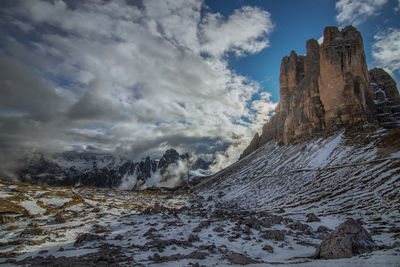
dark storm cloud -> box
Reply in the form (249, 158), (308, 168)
(0, 0), (277, 175)
(0, 57), (68, 121)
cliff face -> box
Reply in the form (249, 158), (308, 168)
(240, 26), (400, 159)
(319, 26), (371, 127)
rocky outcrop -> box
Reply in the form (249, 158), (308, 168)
(369, 68), (400, 128)
(240, 26), (399, 159)
(319, 26), (372, 128)
(314, 218), (376, 259)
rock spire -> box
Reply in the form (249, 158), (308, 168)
(240, 26), (400, 159)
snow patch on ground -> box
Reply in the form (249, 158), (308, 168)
(19, 200), (46, 215)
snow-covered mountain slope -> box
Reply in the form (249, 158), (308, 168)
(1, 128), (400, 266)
(195, 127), (400, 220)
(17, 149), (210, 190)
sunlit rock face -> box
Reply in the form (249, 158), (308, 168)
(240, 26), (400, 159)
(319, 26), (371, 129)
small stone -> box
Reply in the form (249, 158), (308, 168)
(54, 213), (66, 223)
(317, 225), (330, 233)
(188, 234), (200, 242)
(287, 221), (310, 232)
(153, 253), (161, 262)
(93, 224), (109, 234)
(74, 233), (105, 247)
(306, 213), (320, 222)
(114, 234), (123, 240)
(213, 226), (224, 233)
(262, 245), (274, 253)
(276, 208), (285, 214)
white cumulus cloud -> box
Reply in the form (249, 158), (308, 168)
(335, 0), (387, 26)
(372, 28), (400, 75)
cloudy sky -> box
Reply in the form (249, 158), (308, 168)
(1, 0), (400, 172)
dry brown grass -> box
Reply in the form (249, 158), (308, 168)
(7, 193), (31, 202)
(39, 190), (73, 198)
(36, 199), (61, 214)
(5, 225), (20, 231)
(0, 199), (30, 215)
(62, 194), (87, 209)
(0, 180), (11, 187)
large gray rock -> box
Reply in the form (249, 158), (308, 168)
(314, 218), (376, 259)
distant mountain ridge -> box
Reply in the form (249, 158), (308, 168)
(240, 26), (400, 159)
(17, 148), (210, 189)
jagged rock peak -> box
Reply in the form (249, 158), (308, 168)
(323, 25), (362, 45)
(240, 25), (400, 159)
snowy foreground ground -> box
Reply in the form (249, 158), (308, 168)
(1, 129), (400, 266)
(0, 180), (399, 266)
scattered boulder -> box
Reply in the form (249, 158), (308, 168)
(144, 227), (157, 237)
(263, 215), (283, 226)
(314, 218), (376, 259)
(153, 202), (161, 213)
(262, 245), (274, 253)
(213, 226), (224, 233)
(260, 230), (285, 241)
(188, 234), (200, 242)
(316, 225), (330, 233)
(149, 250), (208, 263)
(198, 244), (216, 252)
(243, 217), (261, 230)
(114, 234), (123, 240)
(287, 221), (310, 232)
(93, 224), (109, 234)
(193, 221), (210, 233)
(223, 252), (261, 265)
(92, 207), (101, 213)
(242, 226), (251, 235)
(276, 208), (285, 214)
(144, 239), (192, 251)
(186, 250), (208, 260)
(20, 223), (46, 236)
(306, 213), (320, 222)
(54, 213), (66, 223)
(74, 233), (105, 247)
(390, 226), (400, 233)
